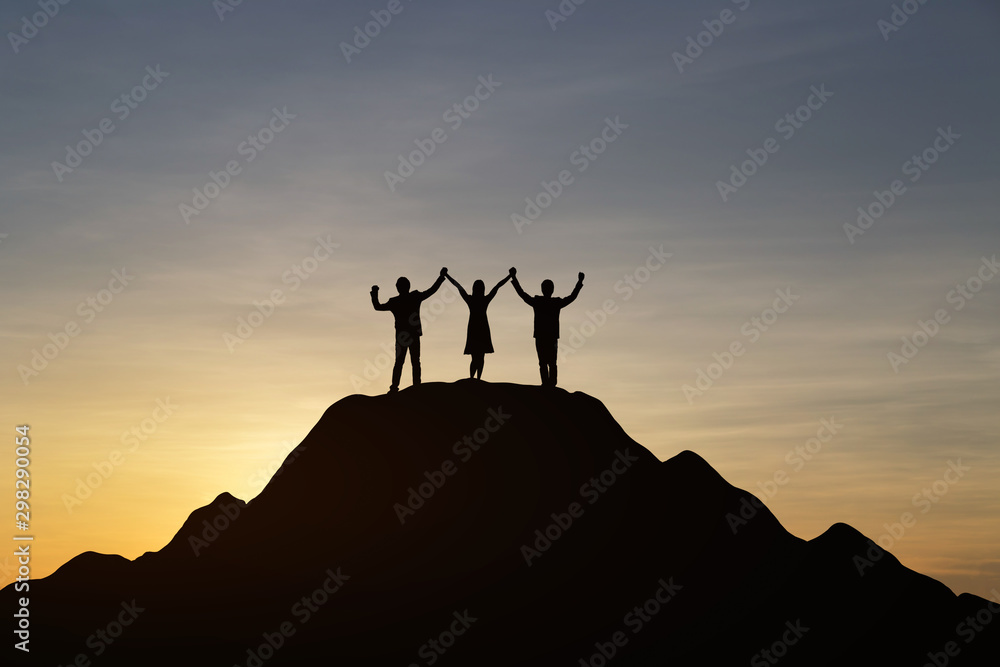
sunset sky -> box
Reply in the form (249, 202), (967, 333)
(2, 0), (998, 599)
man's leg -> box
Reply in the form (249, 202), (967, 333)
(410, 335), (421, 385)
(390, 332), (407, 392)
(542, 339), (558, 386)
(535, 339), (549, 386)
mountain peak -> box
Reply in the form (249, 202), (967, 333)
(6, 382), (998, 665)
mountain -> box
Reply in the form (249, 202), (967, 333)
(6, 381), (998, 665)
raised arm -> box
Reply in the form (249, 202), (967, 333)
(418, 267), (448, 301)
(486, 274), (511, 301)
(561, 272), (585, 307)
(445, 273), (470, 302)
(508, 267), (533, 305)
(370, 285), (389, 311)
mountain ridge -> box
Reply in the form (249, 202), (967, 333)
(6, 381), (998, 665)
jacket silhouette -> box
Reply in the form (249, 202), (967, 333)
(371, 268), (447, 392)
(509, 268), (584, 387)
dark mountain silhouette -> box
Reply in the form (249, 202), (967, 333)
(6, 381), (998, 665)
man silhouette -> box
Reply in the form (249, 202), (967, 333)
(371, 267), (447, 393)
(509, 267), (584, 387)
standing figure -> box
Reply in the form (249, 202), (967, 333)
(371, 267), (447, 393)
(508, 267), (584, 387)
(445, 272), (511, 380)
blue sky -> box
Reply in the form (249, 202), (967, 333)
(2, 0), (998, 597)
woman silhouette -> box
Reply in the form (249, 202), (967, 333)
(445, 272), (511, 379)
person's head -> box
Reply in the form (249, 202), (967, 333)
(396, 277), (410, 294)
(541, 279), (554, 297)
(472, 280), (485, 297)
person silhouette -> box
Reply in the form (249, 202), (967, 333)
(445, 272), (511, 380)
(509, 267), (584, 387)
(371, 267), (447, 393)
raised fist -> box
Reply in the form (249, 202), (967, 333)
(509, 267), (517, 277)
(578, 272), (585, 281)
(371, 285), (379, 293)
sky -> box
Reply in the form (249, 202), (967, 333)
(1, 0), (998, 599)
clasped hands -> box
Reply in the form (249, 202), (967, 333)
(372, 267), (448, 295)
